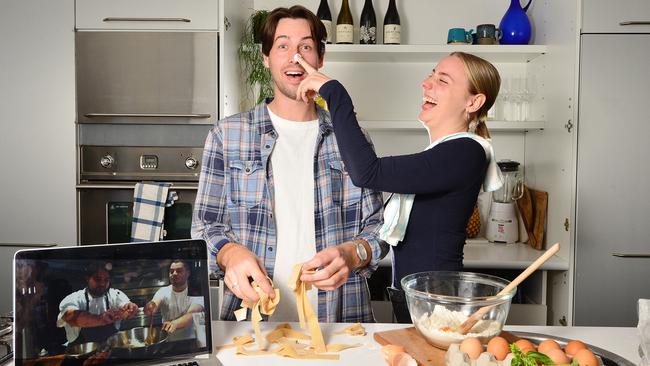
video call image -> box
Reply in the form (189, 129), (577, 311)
(14, 254), (210, 366)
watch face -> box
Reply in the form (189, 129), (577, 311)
(356, 242), (368, 261)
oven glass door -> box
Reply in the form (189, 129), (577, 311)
(79, 188), (196, 245)
(106, 202), (194, 244)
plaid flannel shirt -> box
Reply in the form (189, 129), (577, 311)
(191, 100), (385, 323)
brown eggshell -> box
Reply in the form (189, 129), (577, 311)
(546, 348), (571, 365)
(381, 344), (406, 364)
(565, 340), (588, 357)
(538, 339), (562, 355)
(460, 337), (484, 360)
(573, 349), (599, 366)
(486, 336), (510, 361)
(514, 339), (536, 353)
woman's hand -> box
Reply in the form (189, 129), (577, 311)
(295, 54), (334, 103)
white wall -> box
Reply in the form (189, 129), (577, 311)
(0, 0), (76, 246)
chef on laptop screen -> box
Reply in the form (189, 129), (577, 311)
(14, 241), (211, 365)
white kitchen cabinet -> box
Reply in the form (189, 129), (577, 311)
(75, 0), (219, 30)
(0, 1), (77, 247)
(582, 0), (650, 33)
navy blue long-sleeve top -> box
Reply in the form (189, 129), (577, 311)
(320, 80), (488, 289)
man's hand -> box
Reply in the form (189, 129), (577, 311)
(143, 301), (158, 317)
(294, 54), (333, 103)
(100, 308), (122, 324)
(120, 302), (138, 319)
(217, 243), (275, 303)
(162, 320), (178, 334)
(300, 241), (363, 291)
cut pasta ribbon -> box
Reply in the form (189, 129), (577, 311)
(233, 279), (281, 350)
(219, 323), (361, 360)
(220, 265), (363, 360)
(289, 263), (326, 353)
(334, 323), (367, 336)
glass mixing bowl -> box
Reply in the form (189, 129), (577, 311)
(401, 271), (515, 349)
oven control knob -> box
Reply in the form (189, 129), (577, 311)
(100, 155), (114, 169)
(185, 157), (198, 170)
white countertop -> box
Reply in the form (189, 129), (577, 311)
(379, 242), (569, 270)
(213, 321), (640, 366)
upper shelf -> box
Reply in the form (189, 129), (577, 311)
(359, 120), (545, 132)
(324, 44), (548, 63)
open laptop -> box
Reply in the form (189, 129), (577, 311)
(13, 239), (221, 366)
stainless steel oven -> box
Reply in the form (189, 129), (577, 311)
(78, 146), (202, 245)
(76, 31), (217, 125)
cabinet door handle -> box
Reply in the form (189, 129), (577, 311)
(103, 17), (191, 23)
(84, 113), (211, 118)
(612, 253), (650, 258)
(619, 21), (650, 26)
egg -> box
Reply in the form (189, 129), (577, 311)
(514, 339), (536, 353)
(460, 337), (484, 360)
(573, 349), (599, 366)
(486, 336), (510, 361)
(546, 348), (571, 365)
(565, 340), (588, 356)
(538, 339), (562, 355)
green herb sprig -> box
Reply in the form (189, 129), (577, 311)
(509, 343), (579, 366)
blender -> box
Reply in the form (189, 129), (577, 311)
(486, 160), (524, 243)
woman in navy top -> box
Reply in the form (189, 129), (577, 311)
(295, 52), (503, 322)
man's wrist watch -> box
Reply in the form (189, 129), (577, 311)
(354, 240), (369, 264)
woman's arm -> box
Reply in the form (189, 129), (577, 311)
(320, 80), (486, 194)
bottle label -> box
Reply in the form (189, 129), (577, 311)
(384, 24), (401, 44)
(336, 24), (353, 43)
(321, 20), (332, 43)
(360, 26), (377, 44)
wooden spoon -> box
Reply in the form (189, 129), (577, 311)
(458, 243), (560, 335)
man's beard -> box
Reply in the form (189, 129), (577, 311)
(88, 287), (108, 297)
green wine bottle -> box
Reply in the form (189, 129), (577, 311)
(336, 0), (354, 44)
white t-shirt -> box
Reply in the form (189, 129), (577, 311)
(57, 288), (131, 344)
(267, 108), (319, 322)
(152, 285), (204, 341)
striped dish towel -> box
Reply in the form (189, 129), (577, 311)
(130, 183), (171, 242)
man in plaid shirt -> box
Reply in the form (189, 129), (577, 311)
(191, 6), (386, 323)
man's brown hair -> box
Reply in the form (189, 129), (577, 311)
(260, 5), (327, 60)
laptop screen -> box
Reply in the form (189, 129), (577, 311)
(14, 239), (212, 366)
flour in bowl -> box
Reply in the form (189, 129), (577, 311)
(414, 305), (503, 348)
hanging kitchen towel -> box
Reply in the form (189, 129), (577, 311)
(130, 182), (171, 242)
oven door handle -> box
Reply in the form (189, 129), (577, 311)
(103, 17), (191, 23)
(84, 113), (211, 119)
(77, 184), (198, 190)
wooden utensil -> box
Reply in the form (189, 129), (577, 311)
(458, 243), (560, 334)
(145, 314), (154, 345)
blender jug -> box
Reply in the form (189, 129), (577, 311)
(493, 160), (524, 203)
(486, 160), (523, 243)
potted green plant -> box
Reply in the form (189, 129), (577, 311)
(239, 10), (273, 109)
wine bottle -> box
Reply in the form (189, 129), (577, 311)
(359, 0), (377, 44)
(383, 0), (401, 44)
(336, 0), (353, 44)
(316, 0), (333, 44)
